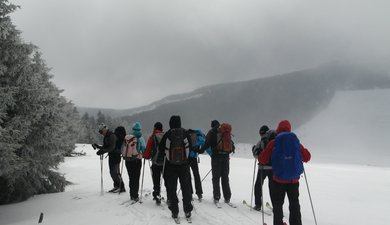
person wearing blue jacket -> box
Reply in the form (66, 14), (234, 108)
(187, 129), (205, 201)
(124, 122), (146, 202)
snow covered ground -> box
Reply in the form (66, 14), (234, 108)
(1, 144), (389, 225)
(1, 89), (390, 225)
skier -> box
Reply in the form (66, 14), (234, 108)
(143, 122), (166, 205)
(252, 125), (276, 210)
(123, 122), (146, 203)
(201, 120), (235, 206)
(187, 128), (206, 201)
(259, 120), (311, 225)
(159, 115), (193, 221)
(93, 123), (125, 193)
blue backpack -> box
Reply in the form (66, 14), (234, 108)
(271, 132), (304, 181)
(189, 129), (205, 158)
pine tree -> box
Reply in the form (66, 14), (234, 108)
(0, 0), (79, 204)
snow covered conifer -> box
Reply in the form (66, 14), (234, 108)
(0, 0), (79, 204)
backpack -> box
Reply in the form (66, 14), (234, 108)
(122, 134), (140, 160)
(215, 123), (234, 154)
(271, 132), (304, 181)
(168, 128), (188, 165)
(253, 129), (276, 157)
(189, 129), (206, 158)
(151, 132), (165, 166)
(114, 126), (127, 154)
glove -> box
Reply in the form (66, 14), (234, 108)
(196, 145), (205, 154)
(96, 149), (104, 155)
(92, 143), (100, 150)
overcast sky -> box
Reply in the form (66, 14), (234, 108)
(11, 0), (390, 109)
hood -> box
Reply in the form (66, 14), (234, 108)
(169, 115), (181, 129)
(276, 120), (292, 133)
(131, 122), (142, 137)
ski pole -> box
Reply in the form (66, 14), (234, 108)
(160, 156), (167, 192)
(118, 156), (125, 195)
(100, 155), (104, 196)
(139, 158), (146, 203)
(304, 169), (318, 225)
(250, 159), (257, 211)
(260, 165), (265, 225)
(201, 168), (212, 182)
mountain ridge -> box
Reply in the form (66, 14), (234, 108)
(78, 63), (390, 143)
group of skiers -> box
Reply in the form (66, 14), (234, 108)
(92, 116), (311, 225)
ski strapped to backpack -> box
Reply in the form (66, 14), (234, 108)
(168, 128), (189, 165)
(122, 134), (142, 160)
(215, 123), (234, 154)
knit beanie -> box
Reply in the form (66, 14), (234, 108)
(154, 122), (163, 131)
(259, 125), (269, 135)
(211, 120), (220, 128)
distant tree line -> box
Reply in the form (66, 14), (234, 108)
(77, 111), (125, 145)
(0, 1), (80, 204)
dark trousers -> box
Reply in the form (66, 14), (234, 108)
(188, 157), (203, 196)
(165, 162), (193, 215)
(109, 154), (124, 189)
(151, 164), (164, 198)
(254, 168), (273, 207)
(211, 154), (231, 201)
(271, 181), (302, 225)
(125, 159), (142, 199)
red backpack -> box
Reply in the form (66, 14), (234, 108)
(216, 123), (234, 153)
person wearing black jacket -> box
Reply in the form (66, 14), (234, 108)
(252, 125), (275, 211)
(201, 120), (235, 205)
(92, 123), (125, 193)
(159, 115), (193, 220)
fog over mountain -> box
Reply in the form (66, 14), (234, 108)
(12, 0), (390, 109)
(79, 63), (390, 143)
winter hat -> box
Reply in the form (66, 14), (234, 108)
(154, 122), (163, 131)
(98, 123), (108, 133)
(211, 120), (220, 128)
(259, 125), (269, 135)
(169, 115), (181, 129)
(131, 122), (142, 137)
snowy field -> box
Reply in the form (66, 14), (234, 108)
(0, 144), (389, 225)
(1, 89), (390, 225)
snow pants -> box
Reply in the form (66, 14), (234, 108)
(254, 168), (273, 207)
(188, 157), (203, 196)
(211, 154), (231, 201)
(125, 159), (142, 199)
(108, 153), (124, 189)
(165, 162), (193, 215)
(271, 181), (302, 225)
(151, 164), (166, 199)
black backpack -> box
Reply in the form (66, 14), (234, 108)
(114, 126), (127, 154)
(151, 132), (165, 166)
(260, 129), (276, 151)
(252, 129), (276, 157)
(168, 128), (188, 165)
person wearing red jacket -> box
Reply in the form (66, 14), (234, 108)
(143, 122), (165, 205)
(259, 120), (311, 225)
